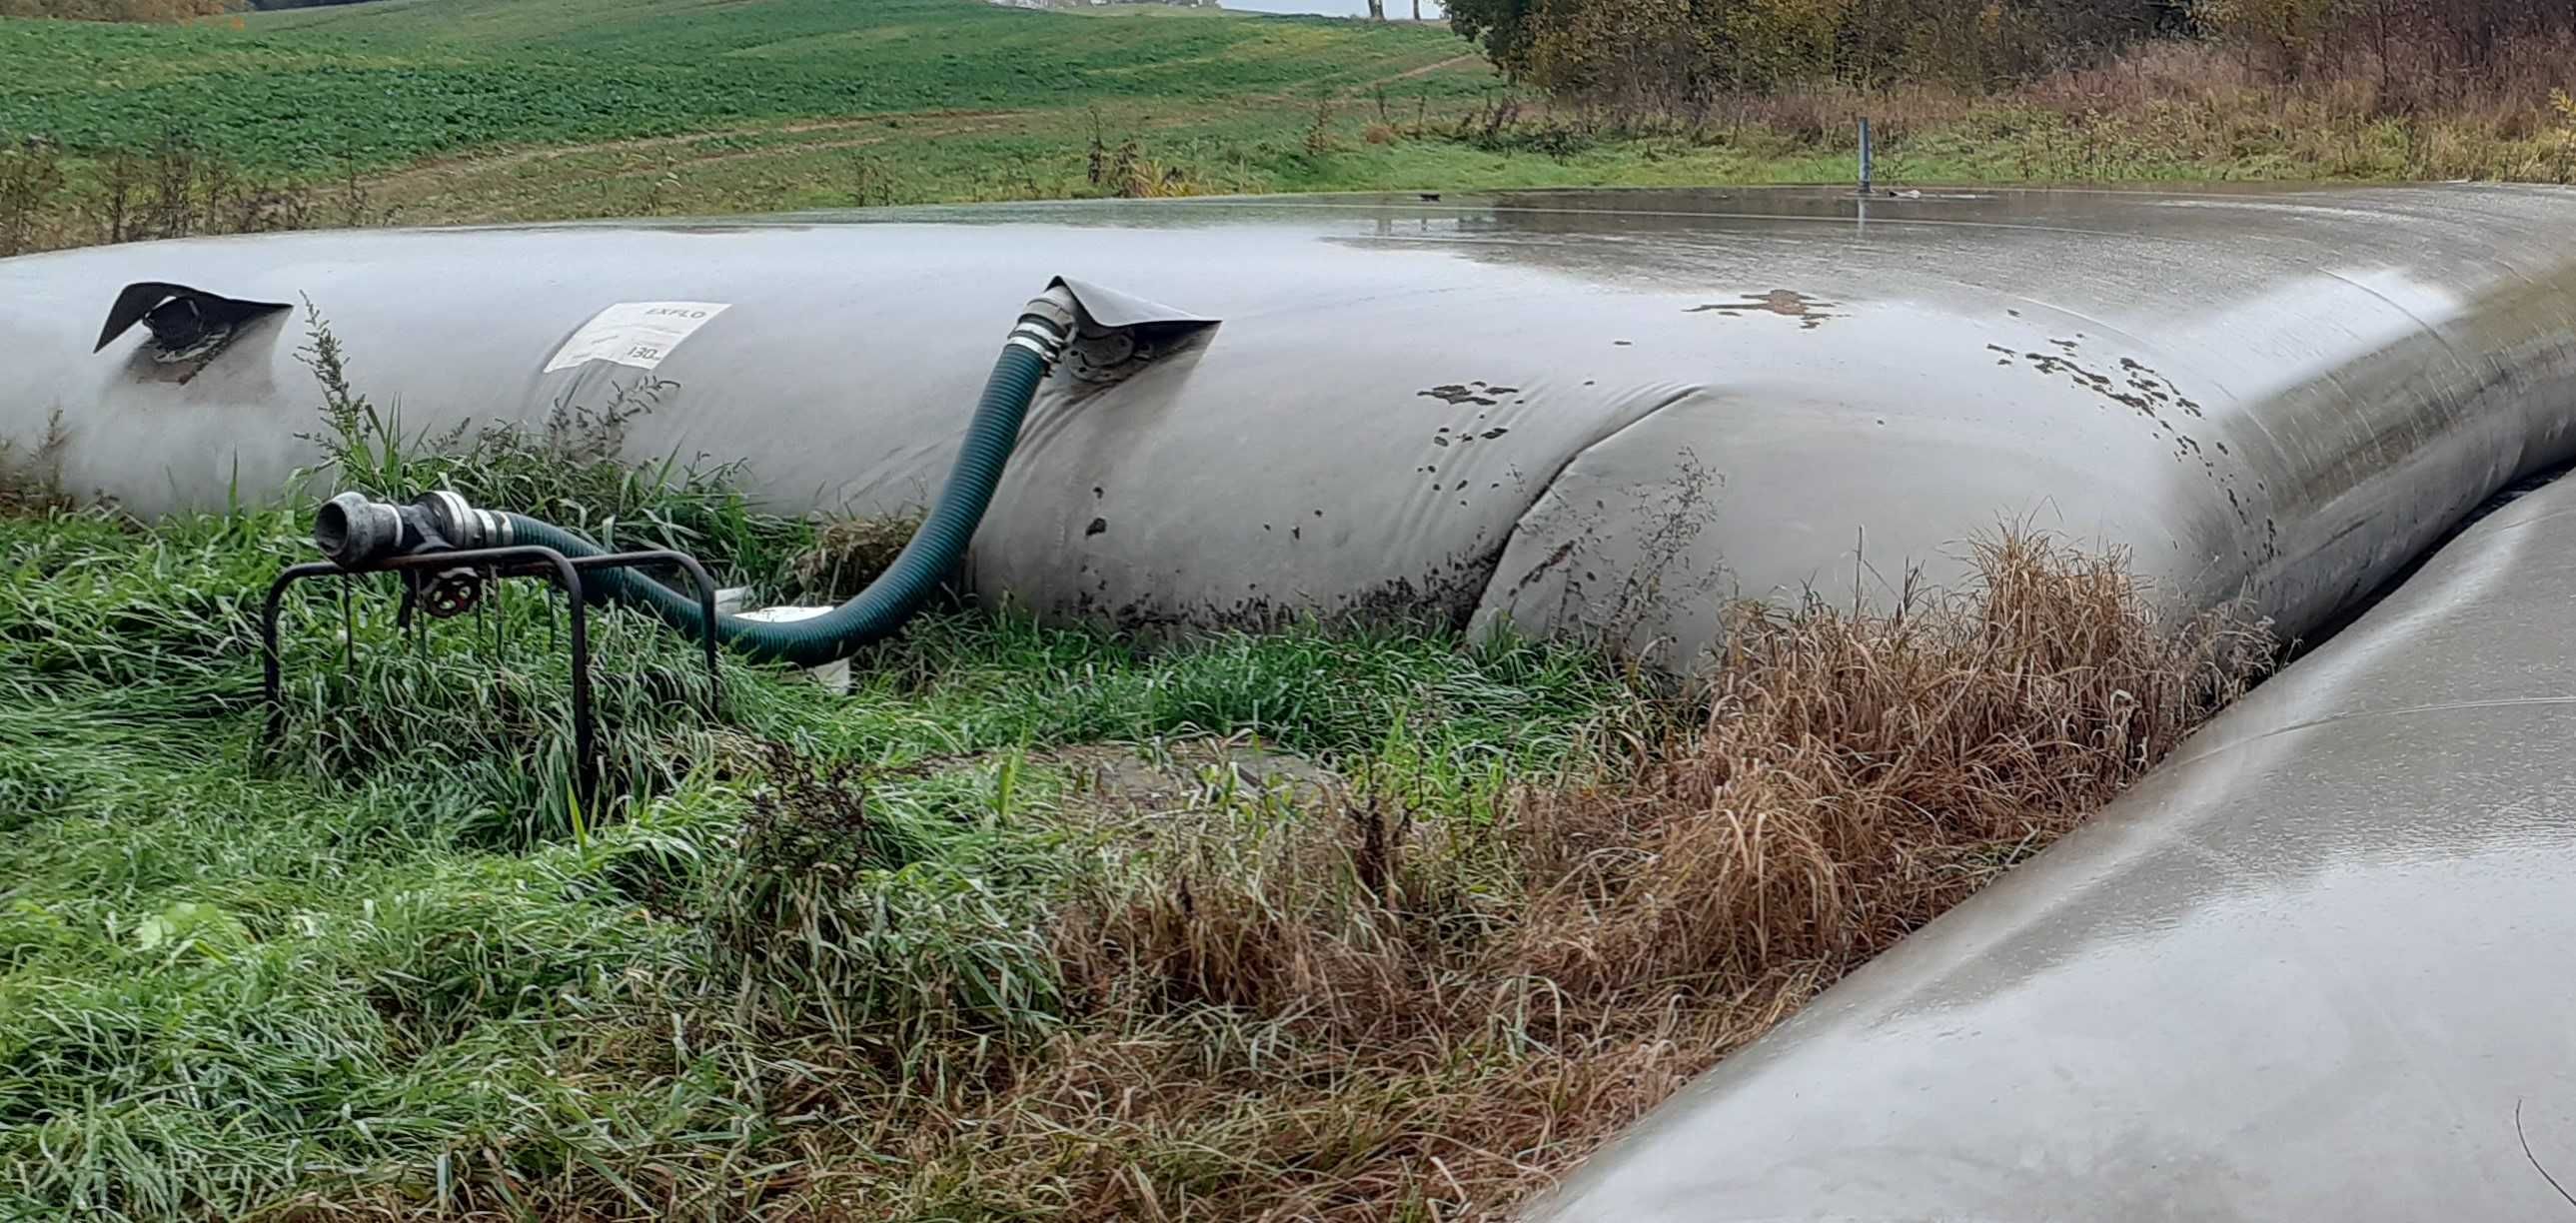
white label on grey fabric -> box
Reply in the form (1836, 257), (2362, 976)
(543, 302), (731, 373)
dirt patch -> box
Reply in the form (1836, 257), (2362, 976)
(1039, 736), (1339, 832)
(1347, 53), (1482, 92)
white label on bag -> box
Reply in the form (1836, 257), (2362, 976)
(543, 302), (731, 373)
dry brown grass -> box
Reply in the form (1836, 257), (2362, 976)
(1508, 536), (2266, 1002)
(2005, 36), (2576, 181)
(748, 532), (2271, 1221)
(1556, 36), (2576, 184)
(787, 511), (923, 604)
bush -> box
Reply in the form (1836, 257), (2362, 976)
(1450, 0), (2572, 124)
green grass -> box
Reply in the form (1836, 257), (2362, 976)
(1, 0), (1486, 172)
(0, 488), (1636, 1218)
(0, 322), (1651, 1208)
(0, 480), (2262, 1219)
(0, 347), (1654, 1218)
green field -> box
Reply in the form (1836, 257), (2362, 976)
(11, 0), (2566, 247)
(3, 0), (1484, 169)
(5, 0), (1560, 229)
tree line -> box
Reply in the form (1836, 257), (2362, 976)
(1444, 0), (2576, 107)
(1, 0), (220, 19)
(3, 0), (368, 18)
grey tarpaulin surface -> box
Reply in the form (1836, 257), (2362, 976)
(1529, 460), (2576, 1223)
(5, 185), (2574, 662)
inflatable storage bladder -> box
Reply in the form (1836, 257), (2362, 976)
(4, 185), (2574, 661)
(1532, 461), (2576, 1222)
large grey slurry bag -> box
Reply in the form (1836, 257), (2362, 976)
(1531, 461), (2576, 1223)
(4, 186), (2573, 660)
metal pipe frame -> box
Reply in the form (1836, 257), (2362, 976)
(260, 545), (722, 808)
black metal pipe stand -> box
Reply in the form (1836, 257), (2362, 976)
(260, 545), (722, 808)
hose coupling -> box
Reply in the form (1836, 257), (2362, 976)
(1007, 284), (1080, 366)
(312, 490), (512, 568)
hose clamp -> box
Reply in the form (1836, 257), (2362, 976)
(417, 490), (516, 552)
(1012, 288), (1079, 366)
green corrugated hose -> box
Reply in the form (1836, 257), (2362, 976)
(502, 291), (1071, 667)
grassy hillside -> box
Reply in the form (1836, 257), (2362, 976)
(2, 0), (1485, 171)
(7, 0), (2575, 251)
